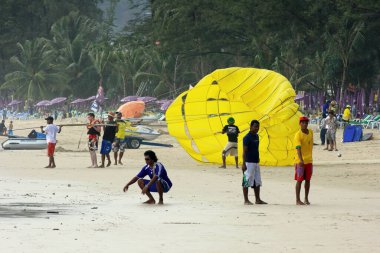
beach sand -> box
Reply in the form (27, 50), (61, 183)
(0, 119), (379, 253)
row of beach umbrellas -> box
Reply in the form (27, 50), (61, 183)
(7, 95), (174, 111)
(120, 96), (173, 111)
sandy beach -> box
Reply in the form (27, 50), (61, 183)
(0, 119), (379, 253)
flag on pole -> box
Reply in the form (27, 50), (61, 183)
(95, 81), (105, 104)
(90, 101), (99, 112)
(90, 80), (105, 112)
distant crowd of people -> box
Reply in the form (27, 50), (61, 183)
(0, 119), (13, 136)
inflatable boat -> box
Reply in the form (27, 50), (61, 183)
(1, 131), (47, 150)
(2, 137), (47, 150)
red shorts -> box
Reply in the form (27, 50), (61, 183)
(47, 142), (56, 157)
(294, 163), (313, 182)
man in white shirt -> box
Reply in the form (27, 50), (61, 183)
(40, 116), (62, 168)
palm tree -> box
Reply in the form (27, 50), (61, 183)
(50, 11), (99, 96)
(328, 20), (365, 109)
(1, 38), (69, 100)
(112, 45), (150, 96)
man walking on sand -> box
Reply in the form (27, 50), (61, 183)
(113, 112), (127, 165)
(40, 116), (62, 168)
(123, 150), (172, 204)
(242, 120), (267, 205)
(294, 116), (314, 205)
(325, 111), (338, 151)
(220, 117), (240, 169)
(99, 112), (117, 168)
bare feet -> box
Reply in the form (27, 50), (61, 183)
(256, 200), (267, 204)
(235, 166), (239, 169)
(93, 165), (99, 168)
(143, 199), (156, 204)
(304, 199), (310, 205)
(334, 149), (338, 151)
(158, 200), (164, 205)
(244, 201), (254, 205)
(114, 162), (117, 165)
(219, 165), (226, 169)
(106, 161), (111, 167)
(118, 161), (123, 165)
(44, 165), (51, 168)
(297, 200), (305, 205)
(51, 165), (56, 168)
(323, 147), (328, 150)
(99, 165), (105, 168)
(328, 149), (333, 151)
(87, 165), (93, 168)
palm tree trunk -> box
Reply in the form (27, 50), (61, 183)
(339, 66), (347, 113)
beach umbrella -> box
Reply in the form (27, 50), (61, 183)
(50, 97), (67, 105)
(137, 96), (157, 103)
(117, 101), (145, 118)
(35, 100), (51, 107)
(120, 96), (138, 103)
(8, 100), (22, 106)
(70, 98), (86, 104)
(160, 100), (173, 111)
(155, 99), (168, 104)
(294, 94), (304, 101)
(85, 96), (96, 101)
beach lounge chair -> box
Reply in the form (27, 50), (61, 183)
(352, 114), (371, 124)
(366, 115), (380, 129)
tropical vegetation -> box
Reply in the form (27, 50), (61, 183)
(0, 0), (379, 104)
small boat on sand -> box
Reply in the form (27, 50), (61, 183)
(1, 131), (47, 150)
(2, 137), (47, 150)
(125, 125), (160, 141)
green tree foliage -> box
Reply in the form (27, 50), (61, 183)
(0, 0), (379, 102)
(50, 11), (100, 97)
(1, 38), (69, 100)
(0, 0), (102, 85)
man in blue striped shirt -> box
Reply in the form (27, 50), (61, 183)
(123, 150), (172, 204)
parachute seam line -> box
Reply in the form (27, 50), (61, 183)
(239, 73), (271, 98)
(251, 79), (289, 115)
(181, 93), (193, 145)
(215, 87), (227, 148)
(165, 110), (255, 124)
(205, 83), (218, 140)
(215, 67), (241, 83)
(227, 70), (258, 94)
(261, 95), (297, 123)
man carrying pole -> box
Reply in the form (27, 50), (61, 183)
(99, 112), (117, 168)
(40, 116), (62, 168)
(113, 112), (127, 165)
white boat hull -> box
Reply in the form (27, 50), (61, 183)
(2, 138), (47, 150)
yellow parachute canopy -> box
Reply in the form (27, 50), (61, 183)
(166, 67), (302, 166)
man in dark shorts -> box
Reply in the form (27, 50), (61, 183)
(294, 116), (314, 205)
(242, 120), (267, 205)
(99, 112), (117, 168)
(123, 150), (172, 204)
(87, 112), (101, 168)
(220, 117), (240, 168)
(0, 120), (6, 135)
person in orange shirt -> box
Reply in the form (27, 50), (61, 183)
(294, 116), (314, 205)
